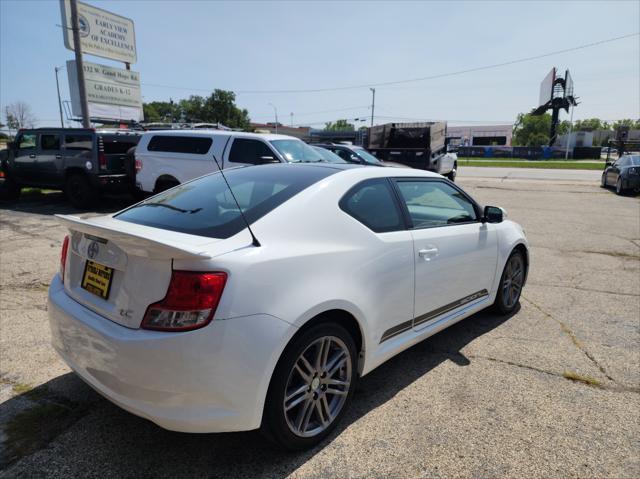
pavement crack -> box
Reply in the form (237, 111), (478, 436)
(467, 354), (639, 393)
(527, 282), (640, 297)
(521, 295), (617, 384)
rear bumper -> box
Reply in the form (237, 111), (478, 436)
(623, 175), (640, 191)
(48, 275), (293, 433)
(91, 174), (131, 192)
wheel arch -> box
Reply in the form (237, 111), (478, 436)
(154, 174), (180, 192)
(65, 167), (89, 180)
(512, 242), (529, 285)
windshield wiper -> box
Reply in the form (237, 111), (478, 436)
(134, 202), (202, 214)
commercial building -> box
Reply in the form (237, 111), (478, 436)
(250, 123), (311, 139)
(446, 124), (513, 147)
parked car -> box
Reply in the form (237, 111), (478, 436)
(49, 162), (528, 450)
(314, 143), (407, 168)
(311, 145), (347, 163)
(600, 146), (618, 159)
(601, 154), (640, 195)
(1, 128), (141, 207)
(135, 130), (327, 194)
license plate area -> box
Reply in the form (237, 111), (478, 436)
(81, 260), (114, 300)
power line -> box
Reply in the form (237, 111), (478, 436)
(251, 105), (370, 120)
(140, 32), (639, 95)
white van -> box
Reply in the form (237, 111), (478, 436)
(135, 130), (327, 193)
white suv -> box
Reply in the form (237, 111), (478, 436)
(135, 130), (326, 193)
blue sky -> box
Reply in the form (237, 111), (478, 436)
(1, 0), (639, 128)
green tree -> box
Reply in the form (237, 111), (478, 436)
(512, 112), (552, 146)
(572, 118), (610, 131)
(611, 119), (640, 130)
(142, 90), (250, 129)
(143, 100), (181, 123)
(324, 119), (355, 131)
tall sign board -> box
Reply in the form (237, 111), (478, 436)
(67, 60), (143, 121)
(538, 67), (556, 108)
(60, 0), (137, 64)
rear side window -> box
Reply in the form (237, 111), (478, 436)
(18, 133), (36, 149)
(228, 139), (276, 165)
(40, 134), (61, 150)
(64, 135), (93, 151)
(147, 135), (212, 154)
(116, 165), (337, 238)
(340, 178), (404, 233)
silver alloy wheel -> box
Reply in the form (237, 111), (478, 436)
(283, 336), (352, 438)
(616, 178), (623, 195)
(601, 173), (607, 187)
(502, 254), (524, 309)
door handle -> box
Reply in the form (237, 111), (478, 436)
(29, 154), (36, 158)
(418, 247), (439, 259)
(55, 155), (62, 159)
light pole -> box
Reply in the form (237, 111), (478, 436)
(268, 102), (278, 134)
(564, 102), (575, 160)
(370, 88), (376, 127)
(55, 65), (65, 127)
(290, 112), (294, 128)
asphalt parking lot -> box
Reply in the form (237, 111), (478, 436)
(0, 168), (638, 478)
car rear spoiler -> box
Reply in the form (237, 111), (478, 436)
(56, 214), (213, 260)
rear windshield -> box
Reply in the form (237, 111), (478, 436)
(115, 165), (337, 238)
(101, 135), (140, 154)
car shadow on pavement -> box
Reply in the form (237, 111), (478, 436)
(1, 306), (518, 476)
(0, 191), (136, 216)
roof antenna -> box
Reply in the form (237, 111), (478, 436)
(211, 152), (261, 247)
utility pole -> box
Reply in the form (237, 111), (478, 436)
(268, 102), (278, 134)
(70, 0), (90, 128)
(55, 66), (65, 127)
(290, 112), (293, 128)
(564, 102), (574, 160)
(370, 88), (376, 127)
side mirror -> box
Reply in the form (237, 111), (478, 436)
(605, 161), (613, 167)
(483, 205), (504, 224)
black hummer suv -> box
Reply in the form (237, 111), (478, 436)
(0, 128), (141, 208)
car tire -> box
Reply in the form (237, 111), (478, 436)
(261, 321), (358, 450)
(446, 163), (457, 182)
(0, 177), (21, 200)
(615, 177), (625, 196)
(600, 173), (607, 188)
(65, 174), (96, 209)
(493, 250), (525, 315)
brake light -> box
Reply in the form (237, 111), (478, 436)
(135, 158), (142, 172)
(60, 235), (70, 283)
(98, 151), (107, 170)
(141, 271), (227, 331)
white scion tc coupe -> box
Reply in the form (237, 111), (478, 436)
(49, 163), (528, 450)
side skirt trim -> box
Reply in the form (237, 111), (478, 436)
(379, 289), (489, 343)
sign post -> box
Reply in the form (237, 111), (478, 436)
(69, 0), (90, 127)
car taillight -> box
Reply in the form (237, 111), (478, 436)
(60, 235), (70, 283)
(99, 151), (107, 170)
(141, 271), (227, 331)
(135, 158), (142, 172)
